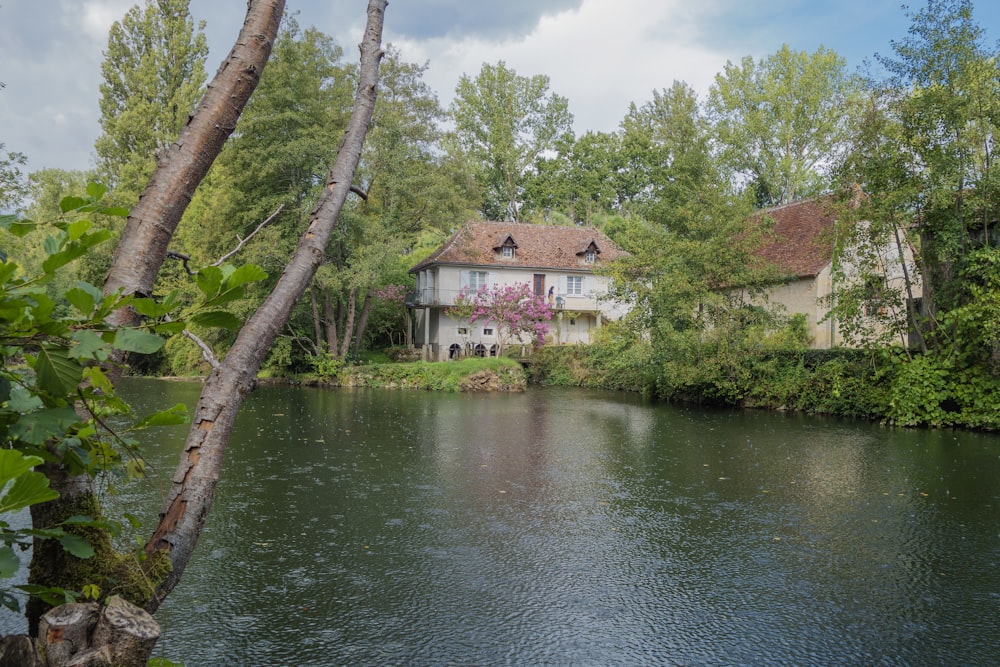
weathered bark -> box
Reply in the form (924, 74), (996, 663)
(309, 285), (323, 351)
(33, 597), (158, 667)
(24, 1), (285, 634)
(339, 288), (358, 358)
(323, 291), (339, 354)
(351, 290), (373, 356)
(103, 0), (285, 333)
(142, 0), (387, 612)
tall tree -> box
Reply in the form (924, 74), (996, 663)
(707, 45), (860, 207)
(870, 0), (1000, 347)
(94, 0), (208, 206)
(24, 0), (287, 636)
(141, 0), (386, 609)
(450, 61), (573, 221)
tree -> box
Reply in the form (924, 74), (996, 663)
(707, 45), (861, 207)
(0, 145), (28, 214)
(21, 0), (288, 637)
(94, 0), (208, 207)
(447, 283), (552, 356)
(450, 61), (573, 221)
(869, 0), (1000, 352)
(135, 0), (387, 610)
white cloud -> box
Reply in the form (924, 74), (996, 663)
(79, 0), (135, 43)
(390, 0), (726, 135)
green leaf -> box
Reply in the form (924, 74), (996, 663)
(34, 345), (82, 397)
(85, 182), (107, 200)
(0, 547), (19, 580)
(69, 330), (112, 361)
(100, 206), (129, 218)
(59, 196), (88, 213)
(195, 266), (223, 299)
(189, 310), (241, 330)
(0, 590), (20, 612)
(57, 533), (94, 559)
(65, 286), (97, 316)
(224, 264), (267, 289)
(0, 450), (44, 490)
(133, 403), (188, 429)
(112, 328), (165, 354)
(0, 470), (59, 514)
(9, 407), (80, 446)
(67, 219), (93, 241)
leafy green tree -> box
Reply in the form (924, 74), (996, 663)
(870, 0), (1000, 347)
(0, 145), (28, 214)
(450, 61), (573, 221)
(94, 0), (208, 206)
(708, 45), (860, 207)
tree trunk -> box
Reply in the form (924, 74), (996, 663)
(339, 288), (358, 359)
(351, 290), (373, 356)
(310, 284), (323, 351)
(142, 0), (386, 612)
(323, 291), (339, 354)
(103, 0), (285, 336)
(21, 1), (287, 634)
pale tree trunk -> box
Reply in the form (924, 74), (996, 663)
(310, 284), (323, 351)
(351, 290), (373, 356)
(26, 0), (285, 635)
(324, 291), (339, 354)
(339, 288), (358, 358)
(143, 0), (386, 612)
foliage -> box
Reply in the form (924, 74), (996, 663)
(95, 0), (208, 205)
(0, 186), (193, 613)
(450, 61), (574, 220)
(338, 357), (526, 392)
(0, 144), (28, 214)
(708, 44), (861, 206)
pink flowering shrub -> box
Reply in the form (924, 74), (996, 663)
(446, 282), (552, 355)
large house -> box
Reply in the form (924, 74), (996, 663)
(408, 221), (630, 360)
(751, 197), (921, 348)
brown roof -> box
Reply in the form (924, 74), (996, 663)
(409, 221), (629, 273)
(754, 198), (837, 278)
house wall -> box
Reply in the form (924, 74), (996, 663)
(758, 265), (839, 348)
(413, 264), (626, 360)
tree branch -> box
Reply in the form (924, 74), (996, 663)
(212, 204), (284, 266)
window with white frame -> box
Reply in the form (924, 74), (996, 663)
(566, 275), (583, 295)
(501, 245), (514, 258)
(584, 250), (596, 263)
(468, 270), (487, 291)
(483, 328), (494, 336)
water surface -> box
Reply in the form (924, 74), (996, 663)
(107, 381), (1000, 665)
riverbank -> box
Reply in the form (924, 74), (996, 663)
(301, 356), (528, 392)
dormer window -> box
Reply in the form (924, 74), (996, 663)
(577, 239), (600, 264)
(493, 233), (518, 260)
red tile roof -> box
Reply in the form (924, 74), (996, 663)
(754, 198), (837, 278)
(409, 221), (629, 273)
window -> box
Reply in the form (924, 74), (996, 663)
(468, 271), (487, 291)
(501, 245), (514, 258)
(566, 276), (583, 295)
(584, 250), (596, 263)
(457, 327), (468, 335)
(483, 328), (494, 336)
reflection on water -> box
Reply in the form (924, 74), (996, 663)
(63, 382), (1000, 663)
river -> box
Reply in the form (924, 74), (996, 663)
(55, 381), (1000, 664)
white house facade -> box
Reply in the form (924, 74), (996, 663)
(408, 221), (630, 360)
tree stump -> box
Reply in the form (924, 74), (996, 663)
(36, 597), (159, 667)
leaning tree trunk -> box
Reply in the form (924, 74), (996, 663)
(351, 290), (374, 357)
(26, 0), (285, 635)
(143, 0), (387, 612)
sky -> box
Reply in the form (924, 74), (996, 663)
(1, 0), (999, 174)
